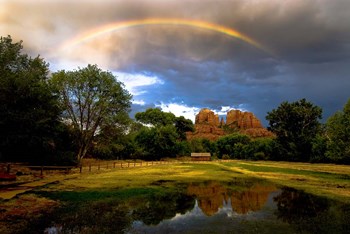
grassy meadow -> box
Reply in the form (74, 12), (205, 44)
(1, 160), (350, 233)
(37, 160), (350, 202)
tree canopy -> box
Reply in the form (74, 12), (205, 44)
(135, 108), (176, 126)
(326, 99), (350, 163)
(266, 98), (322, 161)
(0, 35), (61, 162)
(51, 64), (132, 162)
(133, 108), (194, 160)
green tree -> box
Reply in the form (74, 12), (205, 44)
(135, 108), (175, 127)
(216, 133), (250, 159)
(51, 64), (132, 162)
(135, 125), (180, 160)
(244, 138), (276, 160)
(135, 108), (194, 140)
(326, 99), (350, 164)
(0, 35), (61, 163)
(189, 138), (216, 156)
(266, 99), (322, 161)
(174, 116), (194, 140)
(133, 108), (194, 160)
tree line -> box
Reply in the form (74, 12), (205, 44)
(1, 35), (349, 165)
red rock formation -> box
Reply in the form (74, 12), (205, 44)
(226, 110), (262, 129)
(195, 108), (220, 126)
(187, 108), (225, 141)
(187, 108), (273, 140)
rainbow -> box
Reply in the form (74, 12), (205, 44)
(60, 18), (272, 54)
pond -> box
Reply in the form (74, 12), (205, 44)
(35, 179), (350, 233)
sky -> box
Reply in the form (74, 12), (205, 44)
(1, 0), (350, 125)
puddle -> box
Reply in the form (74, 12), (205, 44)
(19, 180), (350, 233)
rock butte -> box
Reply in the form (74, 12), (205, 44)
(187, 108), (274, 140)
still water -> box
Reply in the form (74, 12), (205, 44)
(43, 180), (350, 234)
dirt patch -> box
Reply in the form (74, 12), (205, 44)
(0, 194), (59, 233)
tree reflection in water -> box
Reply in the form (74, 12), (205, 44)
(132, 192), (195, 225)
(34, 181), (350, 233)
(274, 187), (350, 234)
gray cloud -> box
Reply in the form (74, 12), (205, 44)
(1, 0), (350, 125)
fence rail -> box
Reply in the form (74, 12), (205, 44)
(79, 160), (181, 173)
(2, 159), (232, 177)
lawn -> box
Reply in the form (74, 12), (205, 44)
(221, 160), (350, 202)
(33, 160), (350, 203)
(1, 160), (349, 233)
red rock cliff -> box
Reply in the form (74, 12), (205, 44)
(226, 110), (263, 129)
(186, 108), (273, 140)
(195, 108), (220, 126)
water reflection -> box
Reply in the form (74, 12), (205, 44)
(37, 180), (350, 234)
(274, 187), (350, 234)
(129, 182), (286, 233)
(187, 181), (277, 215)
(131, 192), (195, 225)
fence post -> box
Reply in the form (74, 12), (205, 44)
(121, 163), (123, 168)
(128, 162), (130, 167)
(107, 163), (108, 169)
(134, 162), (136, 167)
(113, 162), (116, 168)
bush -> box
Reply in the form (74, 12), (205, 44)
(216, 134), (250, 159)
(189, 138), (216, 156)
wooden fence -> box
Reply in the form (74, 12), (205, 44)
(2, 159), (233, 177)
(78, 160), (184, 173)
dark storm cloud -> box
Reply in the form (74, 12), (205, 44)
(1, 0), (350, 124)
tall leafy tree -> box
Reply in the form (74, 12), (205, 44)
(135, 108), (194, 139)
(266, 99), (322, 161)
(0, 35), (61, 162)
(134, 108), (194, 159)
(216, 133), (251, 159)
(135, 125), (180, 160)
(326, 99), (350, 164)
(174, 116), (194, 140)
(51, 64), (132, 162)
(135, 108), (176, 127)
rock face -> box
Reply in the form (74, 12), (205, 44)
(187, 108), (273, 140)
(226, 110), (262, 129)
(188, 109), (225, 141)
(195, 108), (220, 126)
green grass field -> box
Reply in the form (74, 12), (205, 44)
(39, 160), (350, 202)
(1, 160), (349, 233)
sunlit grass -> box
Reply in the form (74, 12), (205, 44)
(54, 163), (243, 191)
(222, 160), (350, 202)
(35, 160), (350, 203)
(2, 160), (349, 233)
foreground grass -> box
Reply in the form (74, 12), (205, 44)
(1, 161), (349, 233)
(36, 160), (350, 203)
(222, 160), (350, 203)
